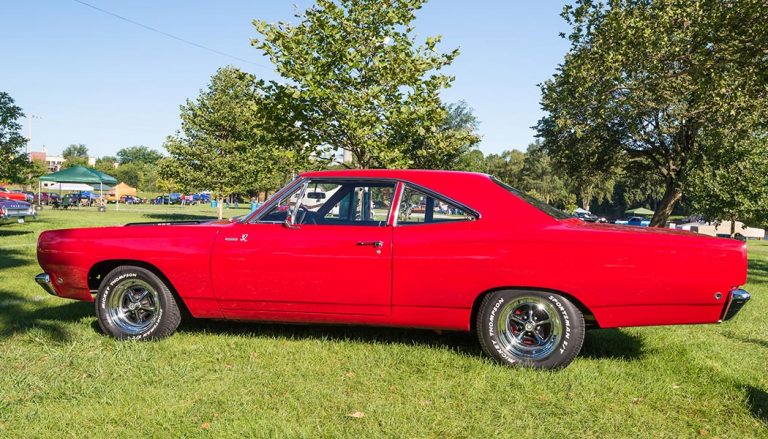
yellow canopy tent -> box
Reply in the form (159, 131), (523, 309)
(107, 182), (137, 204)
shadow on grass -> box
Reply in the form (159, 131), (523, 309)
(177, 319), (645, 362)
(580, 328), (644, 360)
(0, 289), (92, 342)
(733, 336), (768, 350)
(0, 228), (32, 238)
(178, 318), (483, 357)
(0, 248), (32, 270)
(142, 213), (218, 222)
(747, 258), (768, 284)
(746, 386), (768, 426)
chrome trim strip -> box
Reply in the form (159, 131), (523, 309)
(34, 273), (58, 296)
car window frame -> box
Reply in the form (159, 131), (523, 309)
(392, 182), (480, 227)
(248, 176), (481, 226)
(252, 177), (400, 227)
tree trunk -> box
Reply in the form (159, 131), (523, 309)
(649, 182), (682, 227)
(217, 197), (224, 220)
(730, 215), (736, 238)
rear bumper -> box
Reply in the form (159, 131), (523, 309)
(35, 273), (58, 296)
(0, 211), (37, 224)
(721, 288), (750, 321)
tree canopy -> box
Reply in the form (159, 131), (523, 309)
(252, 0), (479, 169)
(537, 0), (768, 226)
(0, 92), (30, 183)
(116, 146), (163, 165)
(162, 66), (300, 219)
(62, 144), (90, 168)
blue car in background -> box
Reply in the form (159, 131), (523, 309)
(615, 216), (651, 227)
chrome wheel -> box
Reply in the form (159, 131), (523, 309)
(105, 279), (161, 336)
(496, 296), (562, 361)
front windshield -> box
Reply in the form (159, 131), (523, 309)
(490, 176), (572, 220)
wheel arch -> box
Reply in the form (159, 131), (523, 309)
(469, 286), (599, 333)
(87, 259), (191, 316)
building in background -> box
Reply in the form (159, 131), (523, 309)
(28, 148), (97, 173)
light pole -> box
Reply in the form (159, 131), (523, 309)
(26, 115), (42, 156)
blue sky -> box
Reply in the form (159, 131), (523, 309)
(1, 1), (570, 158)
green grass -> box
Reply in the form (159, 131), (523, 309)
(0, 205), (766, 438)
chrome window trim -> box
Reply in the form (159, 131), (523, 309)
(246, 178), (305, 224)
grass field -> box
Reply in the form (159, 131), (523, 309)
(0, 205), (766, 438)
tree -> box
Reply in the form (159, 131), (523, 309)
(252, 0), (476, 169)
(687, 133), (768, 236)
(537, 0), (768, 226)
(113, 162), (143, 189)
(95, 156), (118, 173)
(519, 142), (573, 209)
(116, 146), (163, 165)
(485, 150), (526, 188)
(401, 100), (481, 169)
(162, 66), (298, 219)
(0, 92), (30, 183)
(23, 159), (49, 188)
(62, 144), (89, 168)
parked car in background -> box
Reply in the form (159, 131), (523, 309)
(34, 170), (750, 370)
(615, 216), (651, 227)
(574, 211), (608, 223)
(0, 187), (28, 201)
(34, 192), (60, 205)
(0, 197), (37, 224)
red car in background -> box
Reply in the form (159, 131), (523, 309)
(0, 187), (28, 201)
(34, 170), (750, 369)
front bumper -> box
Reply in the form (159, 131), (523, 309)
(721, 288), (750, 321)
(35, 273), (58, 296)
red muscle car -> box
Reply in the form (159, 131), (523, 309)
(35, 170), (751, 369)
(0, 187), (28, 201)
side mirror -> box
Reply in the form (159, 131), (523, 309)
(283, 212), (300, 229)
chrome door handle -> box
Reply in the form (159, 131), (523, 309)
(357, 240), (383, 248)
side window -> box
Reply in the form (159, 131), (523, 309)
(297, 180), (396, 226)
(397, 186), (475, 225)
(259, 185), (303, 223)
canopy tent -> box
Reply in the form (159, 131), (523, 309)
(38, 166), (117, 207)
(625, 207), (655, 216)
(573, 207), (589, 214)
(41, 183), (94, 192)
(108, 182), (136, 197)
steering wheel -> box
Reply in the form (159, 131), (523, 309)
(297, 205), (321, 225)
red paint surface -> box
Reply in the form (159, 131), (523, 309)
(36, 170), (747, 331)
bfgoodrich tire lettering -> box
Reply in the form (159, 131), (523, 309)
(96, 266), (181, 340)
(476, 289), (585, 369)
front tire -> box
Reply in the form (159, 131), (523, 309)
(96, 266), (181, 340)
(476, 290), (585, 369)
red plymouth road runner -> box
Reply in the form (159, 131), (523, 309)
(35, 170), (751, 369)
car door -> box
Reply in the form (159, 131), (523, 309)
(211, 179), (396, 318)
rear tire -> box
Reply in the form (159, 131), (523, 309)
(95, 266), (181, 340)
(476, 290), (585, 369)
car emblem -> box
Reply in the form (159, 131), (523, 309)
(224, 234), (249, 243)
